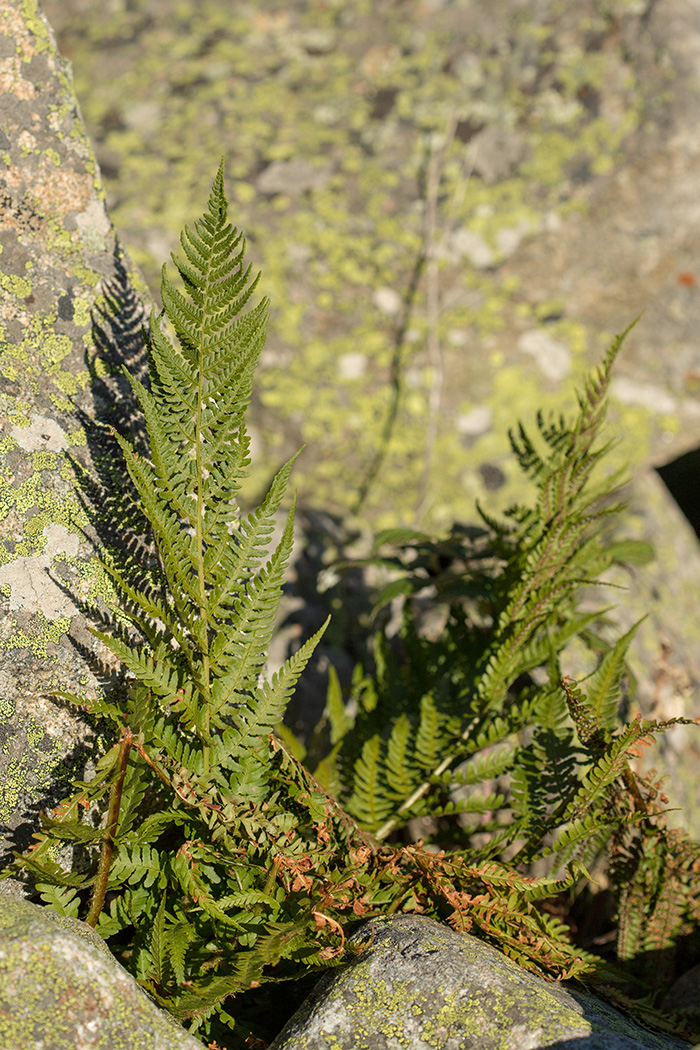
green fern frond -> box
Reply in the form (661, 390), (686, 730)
(10, 156), (699, 1049)
(409, 790), (507, 823)
(87, 628), (184, 703)
(231, 618), (330, 750)
(326, 664), (355, 745)
(514, 608), (614, 677)
(385, 715), (416, 800)
(167, 921), (307, 1024)
(110, 844), (167, 890)
(584, 619), (644, 733)
(347, 736), (394, 828)
(414, 693), (444, 772)
(35, 883), (82, 917)
(452, 746), (518, 786)
(147, 893), (169, 987)
(208, 504), (303, 718)
(18, 852), (92, 889)
(164, 920), (194, 986)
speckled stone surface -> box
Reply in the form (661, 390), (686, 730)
(0, 0), (152, 873)
(271, 915), (693, 1050)
(0, 896), (206, 1050)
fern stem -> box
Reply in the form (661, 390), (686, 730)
(375, 749), (459, 842)
(415, 113), (456, 524)
(85, 727), (133, 928)
(135, 742), (175, 788)
(196, 242), (212, 777)
(376, 709), (486, 841)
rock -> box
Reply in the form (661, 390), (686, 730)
(664, 963), (700, 1022)
(35, 0), (700, 533)
(271, 915), (693, 1050)
(1, 0), (700, 887)
(0, 0), (153, 877)
(0, 896), (206, 1050)
(256, 158), (332, 196)
(571, 468), (700, 833)
(39, 0), (700, 837)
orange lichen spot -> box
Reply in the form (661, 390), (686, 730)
(677, 271), (697, 287)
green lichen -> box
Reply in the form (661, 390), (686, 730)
(26, 720), (45, 747)
(54, 370), (80, 395)
(30, 450), (57, 472)
(6, 411), (31, 427)
(0, 756), (33, 827)
(72, 298), (92, 327)
(0, 899), (194, 1050)
(0, 724), (70, 828)
(66, 427), (88, 447)
(277, 916), (688, 1050)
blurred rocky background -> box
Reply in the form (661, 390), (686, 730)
(40, 0), (700, 528)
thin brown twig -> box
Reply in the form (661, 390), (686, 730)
(86, 726), (133, 928)
(416, 112), (477, 524)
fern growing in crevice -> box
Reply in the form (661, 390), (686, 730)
(6, 164), (700, 1047)
(317, 331), (654, 843)
(7, 163), (340, 1044)
(309, 331), (700, 1029)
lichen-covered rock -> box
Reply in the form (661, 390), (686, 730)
(271, 915), (693, 1050)
(37, 0), (700, 531)
(0, 896), (206, 1050)
(0, 0), (152, 875)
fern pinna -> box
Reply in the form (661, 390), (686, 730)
(8, 166), (700, 1047)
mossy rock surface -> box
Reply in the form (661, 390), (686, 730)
(271, 914), (694, 1050)
(0, 0), (152, 870)
(0, 895), (206, 1050)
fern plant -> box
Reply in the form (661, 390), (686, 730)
(314, 328), (655, 846)
(7, 162), (342, 1040)
(7, 164), (700, 1047)
(308, 333), (700, 1030)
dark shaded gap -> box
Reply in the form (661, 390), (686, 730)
(656, 446), (700, 541)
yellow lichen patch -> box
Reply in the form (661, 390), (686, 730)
(66, 427), (87, 447)
(0, 756), (30, 826)
(5, 613), (72, 658)
(30, 450), (57, 472)
(26, 719), (44, 747)
(55, 370), (79, 395)
(0, 271), (32, 298)
(72, 297), (91, 327)
(48, 393), (75, 413)
(42, 0), (660, 526)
